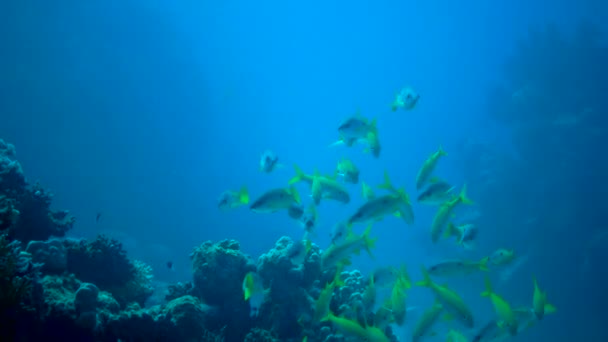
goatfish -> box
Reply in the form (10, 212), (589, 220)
(348, 172), (414, 225)
(332, 112), (378, 147)
(430, 185), (473, 242)
(444, 222), (478, 248)
(290, 165), (350, 205)
(242, 272), (265, 317)
(472, 306), (557, 342)
(417, 178), (454, 205)
(411, 302), (443, 342)
(249, 186), (300, 213)
(488, 248), (516, 267)
(532, 276), (555, 320)
(336, 158), (360, 184)
(321, 225), (377, 269)
(313, 268), (343, 322)
(416, 146), (447, 190)
(217, 186), (249, 211)
(481, 277), (517, 336)
(417, 266), (474, 328)
(324, 312), (390, 342)
(363, 131), (382, 158)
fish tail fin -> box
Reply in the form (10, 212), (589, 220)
(544, 303), (557, 314)
(243, 272), (254, 300)
(321, 311), (335, 322)
(290, 185), (301, 204)
(416, 266), (432, 287)
(459, 184), (474, 205)
(398, 265), (413, 289)
(479, 257), (490, 271)
(289, 164), (305, 185)
(377, 170), (395, 192)
(362, 224), (377, 258)
(238, 186), (250, 205)
(438, 145), (448, 157)
(370, 118), (378, 134)
(481, 276), (493, 297)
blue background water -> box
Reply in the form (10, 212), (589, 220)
(1, 0), (607, 340)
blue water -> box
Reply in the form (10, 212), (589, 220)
(2, 0), (607, 340)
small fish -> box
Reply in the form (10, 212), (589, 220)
(481, 276), (517, 336)
(370, 266), (399, 287)
(330, 221), (349, 245)
(417, 266), (474, 328)
(348, 172), (414, 225)
(335, 112), (378, 147)
(488, 248), (516, 267)
(389, 274), (411, 326)
(96, 212), (103, 223)
(428, 258), (489, 277)
(374, 305), (394, 330)
(532, 276), (555, 320)
(217, 186), (250, 211)
(474, 306), (557, 342)
(444, 222), (478, 248)
(321, 225), (377, 269)
(250, 186), (300, 213)
(430, 186), (473, 243)
(259, 150), (282, 173)
(242, 272), (265, 317)
(166, 261), (174, 270)
(314, 269), (343, 322)
(290, 165), (350, 205)
(412, 302), (443, 342)
(391, 87), (420, 111)
(324, 312), (390, 342)
(336, 158), (360, 184)
(416, 146), (448, 190)
(363, 131), (382, 158)
(417, 179), (455, 205)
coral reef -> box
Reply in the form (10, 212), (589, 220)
(190, 239), (256, 341)
(26, 239), (67, 274)
(255, 236), (322, 339)
(64, 235), (154, 307)
(0, 233), (42, 340)
(0, 138), (75, 243)
(1, 137), (402, 342)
